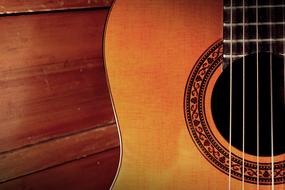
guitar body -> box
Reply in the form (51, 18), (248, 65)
(105, 0), (284, 189)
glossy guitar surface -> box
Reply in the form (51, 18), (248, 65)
(104, 0), (284, 189)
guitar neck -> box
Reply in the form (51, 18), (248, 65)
(223, 0), (285, 67)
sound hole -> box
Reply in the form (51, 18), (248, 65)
(211, 53), (284, 156)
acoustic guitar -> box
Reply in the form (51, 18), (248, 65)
(104, 0), (284, 189)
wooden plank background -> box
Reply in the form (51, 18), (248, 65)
(1, 148), (120, 190)
(0, 1), (119, 189)
(0, 0), (113, 14)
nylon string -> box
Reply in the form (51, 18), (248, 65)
(268, 0), (275, 188)
(242, 0), (246, 189)
(283, 0), (285, 188)
(228, 0), (233, 189)
(255, 0), (260, 189)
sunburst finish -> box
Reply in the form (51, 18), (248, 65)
(104, 0), (284, 189)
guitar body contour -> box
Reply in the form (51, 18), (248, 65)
(104, 0), (284, 189)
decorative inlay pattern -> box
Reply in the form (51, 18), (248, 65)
(184, 40), (284, 185)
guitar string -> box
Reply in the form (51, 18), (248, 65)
(255, 0), (260, 189)
(228, 2), (280, 188)
(283, 0), (285, 188)
(268, 0), (275, 188)
(228, 0), (233, 189)
(242, 0), (245, 189)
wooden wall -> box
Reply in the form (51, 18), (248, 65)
(0, 1), (119, 189)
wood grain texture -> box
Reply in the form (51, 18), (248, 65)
(0, 124), (119, 183)
(0, 9), (115, 153)
(0, 6), (120, 189)
(0, 147), (120, 190)
(105, 1), (224, 189)
(105, 0), (284, 189)
(0, 0), (113, 14)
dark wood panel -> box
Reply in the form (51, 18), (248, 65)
(0, 124), (119, 183)
(0, 0), (113, 15)
(0, 9), (115, 153)
(0, 147), (120, 190)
